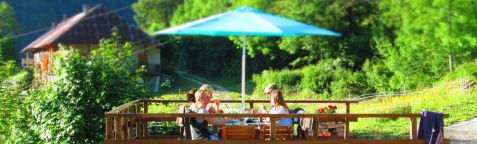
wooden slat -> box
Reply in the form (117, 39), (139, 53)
(122, 116), (128, 139)
(136, 121), (142, 139)
(270, 118), (276, 140)
(410, 117), (417, 140)
(313, 118), (319, 137)
(143, 101), (148, 138)
(222, 126), (256, 139)
(107, 100), (141, 113)
(344, 116), (349, 139)
(105, 117), (113, 140)
(114, 116), (121, 140)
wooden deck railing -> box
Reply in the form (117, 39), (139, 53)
(104, 99), (449, 144)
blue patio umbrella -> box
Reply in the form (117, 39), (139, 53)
(153, 6), (340, 111)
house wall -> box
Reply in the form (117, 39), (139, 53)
(27, 44), (161, 90)
(147, 47), (161, 65)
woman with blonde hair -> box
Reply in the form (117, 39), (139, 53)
(190, 84), (232, 140)
(189, 84), (222, 113)
(268, 90), (293, 126)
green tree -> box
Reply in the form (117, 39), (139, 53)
(0, 1), (19, 61)
(373, 0), (477, 89)
(228, 0), (380, 69)
(133, 0), (183, 32)
(30, 37), (148, 143)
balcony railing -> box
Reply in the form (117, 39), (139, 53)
(104, 99), (449, 144)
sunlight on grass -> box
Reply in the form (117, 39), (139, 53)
(348, 80), (477, 139)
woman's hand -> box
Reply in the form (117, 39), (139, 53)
(208, 106), (217, 113)
(213, 99), (220, 108)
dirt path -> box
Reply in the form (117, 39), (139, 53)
(176, 70), (233, 101)
(444, 117), (477, 143)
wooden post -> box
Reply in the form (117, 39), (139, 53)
(136, 121), (142, 139)
(410, 117), (417, 140)
(313, 118), (319, 138)
(270, 117), (276, 140)
(346, 103), (350, 114)
(114, 116), (121, 140)
(144, 101), (148, 113)
(126, 107), (132, 140)
(122, 115), (128, 139)
(249, 102), (254, 109)
(105, 117), (113, 140)
(143, 101), (148, 138)
(344, 116), (349, 139)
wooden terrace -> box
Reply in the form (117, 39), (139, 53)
(104, 99), (449, 143)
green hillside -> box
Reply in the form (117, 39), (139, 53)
(350, 79), (477, 139)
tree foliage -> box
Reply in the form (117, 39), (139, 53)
(373, 0), (477, 89)
(0, 1), (18, 61)
(133, 0), (183, 32)
(29, 37), (148, 143)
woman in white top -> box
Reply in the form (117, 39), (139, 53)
(190, 84), (232, 140)
(268, 90), (293, 126)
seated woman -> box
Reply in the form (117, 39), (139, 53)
(188, 85), (222, 113)
(190, 84), (232, 140)
(268, 90), (293, 126)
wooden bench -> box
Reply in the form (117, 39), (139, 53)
(260, 126), (293, 140)
(222, 125), (257, 140)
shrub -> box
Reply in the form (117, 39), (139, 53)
(331, 68), (372, 99)
(252, 58), (369, 99)
(29, 37), (148, 143)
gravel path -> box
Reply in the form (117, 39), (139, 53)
(445, 117), (477, 143)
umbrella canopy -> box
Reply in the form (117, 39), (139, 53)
(154, 6), (340, 37)
(153, 6), (340, 111)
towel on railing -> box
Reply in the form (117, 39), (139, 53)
(418, 111), (444, 144)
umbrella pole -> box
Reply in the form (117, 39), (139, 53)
(241, 34), (246, 112)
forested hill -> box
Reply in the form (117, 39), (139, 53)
(6, 0), (137, 53)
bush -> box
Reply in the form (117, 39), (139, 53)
(331, 68), (372, 99)
(252, 68), (302, 97)
(252, 58), (370, 99)
(29, 37), (148, 143)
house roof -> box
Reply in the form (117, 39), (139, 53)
(22, 4), (157, 52)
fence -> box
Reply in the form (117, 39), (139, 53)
(104, 99), (449, 143)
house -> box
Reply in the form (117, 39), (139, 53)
(20, 4), (162, 91)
